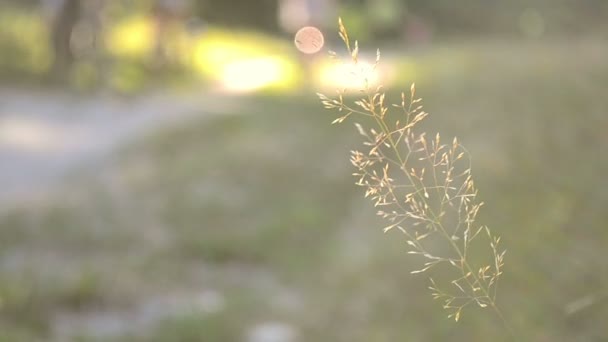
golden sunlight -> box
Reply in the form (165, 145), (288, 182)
(316, 60), (380, 90)
(218, 57), (293, 93)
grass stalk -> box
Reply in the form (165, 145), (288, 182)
(317, 17), (518, 339)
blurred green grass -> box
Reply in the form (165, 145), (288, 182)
(0, 7), (51, 80)
(1, 39), (608, 341)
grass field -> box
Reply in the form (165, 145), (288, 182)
(1, 39), (607, 341)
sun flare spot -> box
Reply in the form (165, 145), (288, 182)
(318, 60), (380, 90)
(294, 26), (324, 54)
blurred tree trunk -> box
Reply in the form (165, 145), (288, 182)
(50, 0), (80, 81)
(196, 0), (280, 33)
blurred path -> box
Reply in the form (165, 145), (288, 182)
(0, 88), (244, 206)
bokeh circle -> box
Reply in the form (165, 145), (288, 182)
(294, 26), (324, 54)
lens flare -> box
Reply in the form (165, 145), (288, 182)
(294, 26), (324, 54)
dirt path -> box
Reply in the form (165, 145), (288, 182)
(0, 88), (244, 207)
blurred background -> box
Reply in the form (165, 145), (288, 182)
(0, 0), (607, 341)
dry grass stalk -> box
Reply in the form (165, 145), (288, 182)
(318, 18), (513, 332)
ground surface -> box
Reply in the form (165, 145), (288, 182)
(1, 40), (608, 341)
(0, 88), (249, 206)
